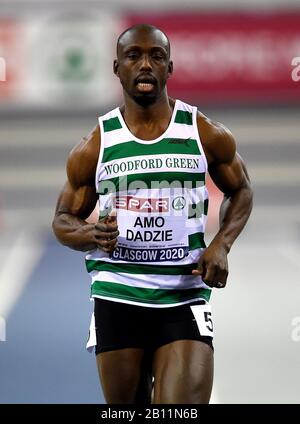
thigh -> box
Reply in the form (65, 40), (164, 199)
(97, 347), (153, 404)
(93, 299), (153, 404)
(152, 339), (213, 404)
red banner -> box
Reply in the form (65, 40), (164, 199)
(0, 19), (23, 99)
(125, 13), (300, 105)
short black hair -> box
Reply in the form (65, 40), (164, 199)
(116, 24), (170, 57)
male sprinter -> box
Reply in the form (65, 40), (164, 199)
(52, 24), (253, 404)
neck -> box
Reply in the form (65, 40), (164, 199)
(122, 91), (172, 125)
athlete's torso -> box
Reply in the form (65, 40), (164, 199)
(86, 99), (211, 307)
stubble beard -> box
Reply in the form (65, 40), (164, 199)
(122, 78), (167, 107)
(132, 93), (158, 107)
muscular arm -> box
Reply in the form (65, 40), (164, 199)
(52, 125), (119, 252)
(192, 114), (253, 287)
(216, 151), (252, 251)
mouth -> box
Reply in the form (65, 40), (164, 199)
(135, 76), (156, 93)
(137, 82), (154, 92)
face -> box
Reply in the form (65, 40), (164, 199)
(114, 28), (173, 106)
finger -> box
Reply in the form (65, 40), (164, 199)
(214, 269), (228, 288)
(97, 238), (118, 252)
(94, 230), (119, 239)
(106, 238), (118, 248)
(95, 236), (118, 245)
(202, 265), (216, 287)
(95, 222), (118, 232)
(105, 210), (117, 224)
(101, 246), (113, 253)
(101, 241), (118, 253)
(192, 262), (204, 275)
(97, 238), (118, 249)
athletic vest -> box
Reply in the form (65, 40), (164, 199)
(85, 99), (211, 307)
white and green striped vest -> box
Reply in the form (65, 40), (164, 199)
(86, 99), (211, 307)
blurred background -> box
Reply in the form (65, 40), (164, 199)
(0, 0), (300, 404)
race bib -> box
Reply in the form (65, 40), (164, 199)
(110, 192), (190, 262)
(190, 303), (214, 337)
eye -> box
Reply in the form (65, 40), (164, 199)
(127, 52), (139, 60)
(152, 51), (165, 61)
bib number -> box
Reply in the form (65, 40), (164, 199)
(190, 303), (214, 337)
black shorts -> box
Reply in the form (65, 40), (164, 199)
(91, 298), (213, 355)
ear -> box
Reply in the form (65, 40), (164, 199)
(167, 60), (173, 79)
(113, 59), (119, 77)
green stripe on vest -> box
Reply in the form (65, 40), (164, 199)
(86, 260), (198, 274)
(204, 198), (209, 215)
(102, 138), (200, 162)
(91, 280), (211, 304)
(188, 232), (206, 250)
(174, 110), (193, 125)
(103, 116), (122, 132)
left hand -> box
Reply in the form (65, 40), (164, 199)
(192, 241), (229, 288)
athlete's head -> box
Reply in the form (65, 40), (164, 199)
(114, 24), (173, 106)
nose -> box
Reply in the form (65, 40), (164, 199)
(139, 54), (152, 71)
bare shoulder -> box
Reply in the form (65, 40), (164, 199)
(196, 111), (236, 165)
(67, 124), (100, 188)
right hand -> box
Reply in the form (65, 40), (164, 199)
(94, 211), (119, 253)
